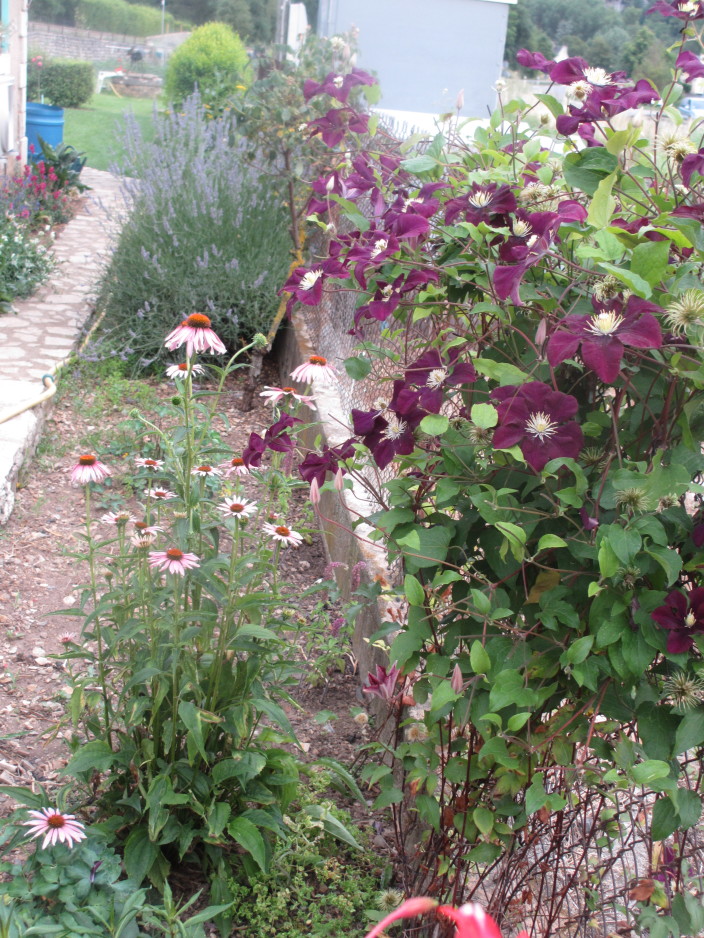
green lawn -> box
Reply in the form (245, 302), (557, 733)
(63, 93), (158, 172)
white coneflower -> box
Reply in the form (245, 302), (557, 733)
(191, 464), (221, 478)
(135, 457), (164, 471)
(259, 386), (317, 409)
(23, 807), (87, 850)
(290, 355), (337, 385)
(217, 498), (258, 519)
(100, 510), (134, 525)
(145, 487), (178, 501)
(165, 362), (205, 379)
(148, 548), (200, 576)
(219, 456), (249, 477)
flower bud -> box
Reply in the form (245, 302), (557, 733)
(252, 333), (268, 350)
(309, 477), (321, 506)
(455, 88), (464, 111)
(334, 467), (345, 492)
(451, 663), (464, 694)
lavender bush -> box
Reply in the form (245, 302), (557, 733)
(95, 96), (291, 371)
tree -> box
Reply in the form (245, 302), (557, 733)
(215, 0), (254, 39)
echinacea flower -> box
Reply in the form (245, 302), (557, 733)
(290, 355), (337, 385)
(100, 510), (134, 525)
(148, 548), (200, 576)
(165, 362), (205, 379)
(23, 807), (87, 850)
(133, 521), (163, 537)
(491, 382), (583, 472)
(262, 522), (303, 547)
(652, 588), (704, 653)
(164, 313), (226, 357)
(59, 632), (76, 644)
(145, 487), (178, 501)
(546, 296), (663, 383)
(260, 386), (317, 409)
(191, 464), (221, 478)
(219, 455), (249, 477)
(70, 454), (111, 485)
(217, 498), (258, 519)
(363, 662), (401, 700)
(135, 457), (164, 471)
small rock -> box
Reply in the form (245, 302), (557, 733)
(62, 595), (76, 606)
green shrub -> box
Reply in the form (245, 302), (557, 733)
(94, 96), (291, 370)
(40, 59), (94, 108)
(75, 0), (179, 37)
(164, 22), (250, 109)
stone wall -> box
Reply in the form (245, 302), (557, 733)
(28, 21), (142, 62)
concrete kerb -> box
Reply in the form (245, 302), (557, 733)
(276, 312), (394, 691)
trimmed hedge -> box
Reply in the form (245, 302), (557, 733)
(164, 22), (250, 109)
(39, 60), (95, 108)
(75, 0), (180, 37)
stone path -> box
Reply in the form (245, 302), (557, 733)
(0, 167), (124, 522)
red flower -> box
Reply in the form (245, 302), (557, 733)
(652, 589), (704, 654)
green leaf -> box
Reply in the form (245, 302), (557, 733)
(671, 788), (702, 830)
(673, 710), (704, 755)
(507, 712), (531, 732)
(228, 816), (268, 872)
(343, 356), (372, 380)
(416, 794), (441, 831)
(429, 680), (459, 713)
(64, 740), (116, 777)
(178, 701), (208, 764)
(473, 806), (494, 835)
(537, 534), (568, 551)
(495, 521), (526, 562)
(597, 262), (652, 299)
(303, 804), (362, 849)
(651, 796), (679, 841)
(564, 148), (618, 195)
(562, 635), (594, 666)
(631, 760), (671, 786)
(420, 413), (449, 436)
(401, 154), (438, 173)
(470, 640), (491, 675)
(535, 93), (563, 119)
(470, 403), (498, 429)
(123, 827), (158, 885)
(525, 774), (548, 815)
(587, 172), (616, 230)
(397, 524), (453, 571)
(372, 786), (404, 810)
(631, 240), (670, 288)
(607, 525), (641, 565)
(474, 358), (529, 386)
(404, 574), (425, 607)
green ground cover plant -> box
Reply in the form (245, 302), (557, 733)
(63, 94), (156, 172)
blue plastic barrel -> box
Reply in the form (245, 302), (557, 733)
(26, 102), (64, 159)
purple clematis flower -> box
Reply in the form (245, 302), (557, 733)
(648, 0), (704, 19)
(280, 254), (349, 313)
(516, 49), (555, 73)
(307, 171), (346, 215)
(403, 348), (477, 413)
(363, 662), (401, 700)
(345, 228), (401, 287)
(681, 148), (704, 188)
(652, 588), (704, 654)
(490, 382), (583, 472)
(303, 69), (377, 104)
(299, 438), (356, 487)
(243, 413), (301, 467)
(445, 182), (517, 226)
(676, 50), (704, 81)
(353, 269), (439, 330)
(352, 383), (425, 469)
(546, 295), (663, 383)
(549, 57), (627, 87)
(307, 107), (370, 147)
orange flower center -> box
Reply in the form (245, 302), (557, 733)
(144, 459), (157, 466)
(185, 313), (211, 328)
(309, 355), (327, 366)
(231, 457), (244, 466)
(78, 454), (97, 465)
(166, 548), (184, 560)
(197, 465), (212, 473)
(230, 503), (245, 512)
(135, 521), (147, 530)
(177, 363), (188, 371)
(282, 387), (296, 393)
(47, 814), (66, 829)
(275, 525), (291, 536)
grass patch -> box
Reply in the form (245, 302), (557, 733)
(63, 92), (158, 171)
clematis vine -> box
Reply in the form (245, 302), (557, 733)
(490, 382), (583, 472)
(403, 347), (477, 413)
(648, 0), (704, 19)
(546, 294), (663, 383)
(299, 438), (356, 487)
(352, 382), (426, 469)
(652, 588), (704, 653)
(281, 254), (349, 313)
(303, 68), (377, 104)
(445, 182), (516, 227)
(307, 106), (369, 147)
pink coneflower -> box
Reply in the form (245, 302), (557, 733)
(100, 510), (134, 525)
(260, 386), (317, 409)
(191, 464), (221, 478)
(263, 522), (304, 547)
(217, 498), (258, 519)
(133, 520), (163, 537)
(166, 362), (205, 379)
(148, 548), (200, 576)
(59, 632), (76, 644)
(145, 487), (178, 501)
(290, 355), (337, 385)
(23, 807), (87, 850)
(70, 454), (111, 485)
(132, 533), (157, 549)
(164, 313), (226, 357)
(135, 457), (164, 471)
(219, 456), (249, 477)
